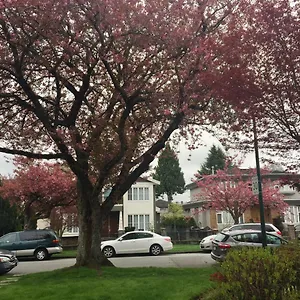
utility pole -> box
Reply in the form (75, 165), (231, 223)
(253, 117), (267, 247)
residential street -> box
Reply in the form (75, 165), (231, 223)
(9, 253), (216, 275)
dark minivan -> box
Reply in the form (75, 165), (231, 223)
(0, 230), (62, 260)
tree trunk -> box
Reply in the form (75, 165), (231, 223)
(167, 194), (173, 203)
(233, 215), (240, 224)
(23, 204), (37, 230)
(75, 179), (113, 269)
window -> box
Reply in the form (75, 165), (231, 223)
(133, 215), (139, 229)
(128, 188), (132, 200)
(36, 231), (54, 240)
(137, 232), (153, 239)
(217, 213), (222, 224)
(20, 231), (38, 241)
(216, 211), (236, 225)
(144, 188), (149, 200)
(122, 233), (138, 240)
(133, 188), (138, 200)
(128, 215), (133, 227)
(127, 214), (150, 230)
(266, 234), (281, 245)
(139, 188), (144, 200)
(233, 233), (260, 243)
(145, 215), (150, 230)
(139, 215), (144, 230)
(214, 233), (228, 242)
(66, 214), (79, 233)
(0, 233), (17, 243)
(239, 215), (244, 224)
(127, 187), (150, 200)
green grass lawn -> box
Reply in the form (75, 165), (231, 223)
(0, 267), (216, 300)
(171, 243), (200, 253)
(54, 243), (201, 258)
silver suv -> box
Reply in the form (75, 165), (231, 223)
(223, 223), (282, 236)
(211, 229), (287, 262)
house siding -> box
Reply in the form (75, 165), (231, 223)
(123, 180), (156, 230)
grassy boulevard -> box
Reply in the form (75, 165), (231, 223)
(0, 266), (216, 300)
(0, 244), (216, 300)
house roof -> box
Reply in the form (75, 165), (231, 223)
(185, 172), (300, 191)
(136, 177), (160, 185)
(156, 199), (169, 209)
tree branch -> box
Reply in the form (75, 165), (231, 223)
(0, 147), (66, 159)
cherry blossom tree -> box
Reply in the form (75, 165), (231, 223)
(194, 163), (287, 224)
(0, 158), (77, 229)
(205, 0), (300, 170)
(0, 0), (240, 268)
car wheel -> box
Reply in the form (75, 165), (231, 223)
(102, 246), (115, 258)
(34, 248), (48, 261)
(150, 244), (162, 256)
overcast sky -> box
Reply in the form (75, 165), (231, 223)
(0, 153), (15, 177)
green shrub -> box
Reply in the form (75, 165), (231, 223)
(275, 241), (300, 289)
(217, 247), (296, 300)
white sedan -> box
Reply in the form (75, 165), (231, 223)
(101, 231), (173, 258)
(199, 234), (217, 251)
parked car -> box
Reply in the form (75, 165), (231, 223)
(101, 231), (173, 258)
(223, 223), (282, 236)
(0, 249), (18, 275)
(199, 234), (217, 251)
(0, 229), (63, 261)
(211, 229), (287, 262)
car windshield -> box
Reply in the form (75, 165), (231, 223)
(214, 233), (228, 242)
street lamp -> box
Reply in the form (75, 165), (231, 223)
(253, 117), (267, 247)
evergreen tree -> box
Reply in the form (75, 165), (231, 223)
(153, 144), (185, 203)
(199, 145), (226, 175)
(0, 197), (22, 236)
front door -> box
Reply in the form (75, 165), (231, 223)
(116, 232), (139, 254)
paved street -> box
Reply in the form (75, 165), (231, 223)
(9, 253), (216, 275)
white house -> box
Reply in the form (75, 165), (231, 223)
(60, 177), (160, 238)
(123, 177), (160, 231)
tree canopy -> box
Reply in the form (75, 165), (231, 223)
(161, 202), (196, 228)
(206, 0), (300, 170)
(0, 158), (77, 229)
(153, 144), (185, 203)
(199, 144), (226, 175)
(0, 0), (239, 268)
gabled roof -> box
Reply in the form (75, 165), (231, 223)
(136, 177), (160, 185)
(185, 172), (300, 191)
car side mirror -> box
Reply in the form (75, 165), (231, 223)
(118, 238), (123, 241)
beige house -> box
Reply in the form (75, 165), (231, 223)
(183, 172), (300, 231)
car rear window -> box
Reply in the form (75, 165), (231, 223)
(214, 233), (228, 242)
(265, 225), (273, 232)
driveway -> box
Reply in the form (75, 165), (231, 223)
(9, 253), (216, 275)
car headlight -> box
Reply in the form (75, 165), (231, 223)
(0, 257), (10, 263)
